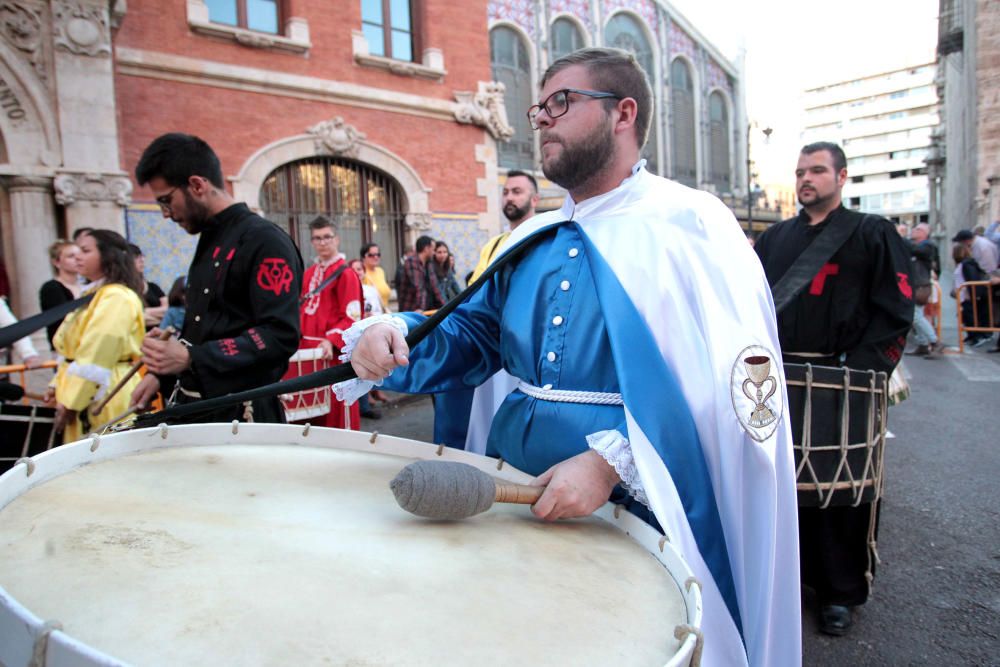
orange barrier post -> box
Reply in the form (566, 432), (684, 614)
(955, 280), (1000, 353)
(0, 361), (58, 404)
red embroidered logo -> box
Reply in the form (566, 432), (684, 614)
(896, 272), (913, 300)
(219, 338), (239, 356)
(257, 258), (294, 295)
(248, 328), (266, 350)
(809, 263), (840, 295)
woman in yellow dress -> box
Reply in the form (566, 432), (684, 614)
(360, 242), (392, 312)
(47, 230), (146, 442)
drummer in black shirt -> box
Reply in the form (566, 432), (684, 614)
(755, 141), (913, 637)
(129, 133), (302, 424)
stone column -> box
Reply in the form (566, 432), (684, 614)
(53, 171), (131, 234)
(3, 176), (57, 316)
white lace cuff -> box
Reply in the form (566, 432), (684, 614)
(332, 315), (409, 405)
(66, 362), (112, 402)
(586, 429), (649, 508)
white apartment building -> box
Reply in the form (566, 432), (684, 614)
(801, 63), (938, 226)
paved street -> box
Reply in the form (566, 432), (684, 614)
(361, 335), (1000, 665)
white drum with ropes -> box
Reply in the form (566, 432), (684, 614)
(0, 424), (702, 666)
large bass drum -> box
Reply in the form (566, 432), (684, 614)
(0, 424), (702, 666)
(785, 363), (889, 508)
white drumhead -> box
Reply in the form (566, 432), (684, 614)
(0, 425), (701, 666)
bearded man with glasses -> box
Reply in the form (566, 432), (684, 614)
(130, 133), (302, 425)
(336, 48), (800, 666)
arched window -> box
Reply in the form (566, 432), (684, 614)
(260, 158), (406, 279)
(605, 13), (657, 174)
(708, 91), (731, 192)
(490, 26), (533, 170)
(670, 58), (697, 187)
(550, 17), (584, 61)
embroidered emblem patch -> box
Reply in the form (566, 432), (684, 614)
(346, 299), (361, 321)
(730, 345), (783, 442)
(257, 258), (294, 296)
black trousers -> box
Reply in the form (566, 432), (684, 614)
(798, 501), (879, 606)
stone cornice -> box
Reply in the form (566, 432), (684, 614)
(115, 47), (460, 123)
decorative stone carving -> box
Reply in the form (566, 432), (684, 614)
(53, 1), (111, 57)
(53, 172), (132, 206)
(0, 2), (47, 81)
(454, 81), (514, 141)
(308, 117), (366, 158)
(405, 212), (433, 231)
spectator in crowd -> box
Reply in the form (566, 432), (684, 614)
(953, 229), (998, 275)
(469, 170), (540, 283)
(951, 243), (992, 347)
(71, 227), (93, 243)
(39, 239), (83, 349)
(350, 257), (383, 419)
(0, 298), (41, 369)
(129, 244), (167, 327)
(430, 241), (461, 306)
(161, 276), (187, 332)
(396, 235), (442, 312)
(46, 229), (145, 442)
(360, 243), (391, 312)
(907, 223), (943, 357)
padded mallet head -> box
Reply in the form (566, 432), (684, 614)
(390, 460), (496, 520)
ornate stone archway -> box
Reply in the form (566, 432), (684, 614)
(232, 118), (434, 234)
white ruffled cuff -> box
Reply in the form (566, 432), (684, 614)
(66, 361), (112, 402)
(586, 429), (649, 508)
(332, 315), (409, 405)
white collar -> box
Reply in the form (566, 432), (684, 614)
(558, 159), (648, 222)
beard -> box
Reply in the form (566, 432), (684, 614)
(176, 189), (212, 234)
(541, 121), (616, 192)
(503, 200), (532, 222)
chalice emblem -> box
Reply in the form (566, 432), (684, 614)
(741, 355), (777, 428)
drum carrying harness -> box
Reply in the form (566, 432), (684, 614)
(129, 226), (561, 429)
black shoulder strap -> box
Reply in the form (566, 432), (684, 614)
(299, 264), (349, 304)
(770, 213), (866, 314)
(0, 293), (94, 350)
(132, 224), (562, 427)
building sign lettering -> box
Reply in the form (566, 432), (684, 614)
(0, 78), (26, 120)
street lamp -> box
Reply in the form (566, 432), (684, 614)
(746, 123), (773, 235)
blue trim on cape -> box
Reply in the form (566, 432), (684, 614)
(576, 225), (745, 641)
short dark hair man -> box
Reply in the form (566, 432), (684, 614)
(395, 234), (442, 312)
(755, 141), (913, 636)
(293, 216), (364, 428)
(469, 170), (541, 283)
(129, 133), (302, 424)
(336, 47), (799, 665)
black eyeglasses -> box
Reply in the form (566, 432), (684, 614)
(366, 252), (381, 257)
(155, 186), (181, 211)
(311, 234), (336, 242)
(527, 88), (623, 130)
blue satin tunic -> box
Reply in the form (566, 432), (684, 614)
(386, 224), (625, 475)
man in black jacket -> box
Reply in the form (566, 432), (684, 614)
(907, 223), (943, 356)
(129, 133), (302, 423)
(755, 141), (913, 637)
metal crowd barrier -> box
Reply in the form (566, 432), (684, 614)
(955, 279), (999, 352)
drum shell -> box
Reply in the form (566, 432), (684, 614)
(0, 403), (56, 475)
(280, 346), (332, 422)
(785, 363), (888, 507)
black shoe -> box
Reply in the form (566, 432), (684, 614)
(819, 605), (853, 636)
(360, 408), (382, 420)
(906, 345), (930, 356)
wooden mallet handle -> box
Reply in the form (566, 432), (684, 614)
(90, 327), (173, 415)
(494, 482), (545, 505)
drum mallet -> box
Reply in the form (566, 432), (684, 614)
(89, 327), (174, 416)
(390, 460), (544, 520)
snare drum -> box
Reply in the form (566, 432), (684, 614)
(0, 424), (702, 666)
(785, 363), (889, 508)
(280, 346), (332, 422)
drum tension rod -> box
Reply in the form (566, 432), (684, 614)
(89, 435), (100, 453)
(231, 420), (239, 435)
(369, 431), (379, 444)
(14, 456), (35, 477)
(302, 424), (311, 437)
(435, 444), (445, 456)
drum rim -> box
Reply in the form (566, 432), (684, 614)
(0, 424), (702, 667)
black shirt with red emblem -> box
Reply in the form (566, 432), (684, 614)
(754, 205), (914, 375)
(165, 203), (302, 418)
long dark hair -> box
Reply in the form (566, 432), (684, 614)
(82, 230), (144, 295)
